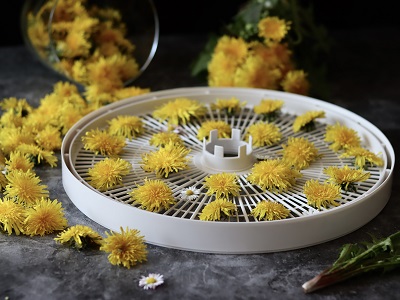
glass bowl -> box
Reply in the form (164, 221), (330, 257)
(20, 0), (159, 87)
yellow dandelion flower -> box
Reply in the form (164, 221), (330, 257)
(244, 122), (282, 148)
(0, 127), (35, 155)
(204, 172), (240, 200)
(53, 81), (80, 97)
(58, 103), (88, 135)
(303, 179), (342, 210)
(207, 52), (237, 87)
(247, 159), (302, 192)
(100, 226), (147, 269)
(324, 165), (370, 192)
(0, 97), (33, 117)
(340, 146), (384, 169)
(233, 55), (282, 89)
(210, 97), (246, 116)
(253, 98), (284, 122)
(129, 178), (176, 212)
(149, 131), (184, 148)
(140, 143), (190, 178)
(281, 70), (310, 96)
(82, 128), (126, 157)
(213, 35), (248, 61)
(324, 122), (361, 152)
(4, 170), (49, 206)
(112, 86), (150, 101)
(251, 200), (290, 221)
(88, 157), (131, 191)
(281, 137), (320, 170)
(15, 144), (58, 167)
(35, 125), (63, 151)
(199, 198), (237, 221)
(24, 198), (68, 236)
(0, 110), (25, 128)
(258, 16), (291, 42)
(5, 151), (35, 173)
(54, 225), (103, 250)
(152, 97), (207, 125)
(293, 110), (325, 133)
(197, 120), (231, 141)
(0, 197), (26, 235)
(107, 115), (144, 140)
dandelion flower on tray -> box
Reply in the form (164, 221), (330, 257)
(210, 97), (246, 116)
(340, 146), (384, 169)
(197, 120), (231, 141)
(54, 225), (103, 250)
(199, 198), (237, 221)
(244, 122), (282, 148)
(281, 137), (320, 170)
(303, 179), (342, 210)
(253, 98), (284, 122)
(324, 122), (361, 152)
(180, 186), (201, 201)
(100, 226), (147, 269)
(247, 159), (302, 193)
(129, 178), (176, 213)
(24, 198), (68, 236)
(4, 169), (49, 206)
(87, 157), (131, 191)
(149, 131), (184, 148)
(140, 142), (190, 178)
(204, 173), (240, 200)
(0, 197), (26, 235)
(139, 273), (164, 290)
(152, 97), (206, 125)
(324, 165), (370, 192)
(251, 200), (290, 221)
(107, 115), (144, 140)
(82, 128), (126, 157)
(292, 110), (325, 133)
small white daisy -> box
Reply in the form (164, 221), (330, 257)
(139, 273), (164, 290)
(180, 186), (201, 200)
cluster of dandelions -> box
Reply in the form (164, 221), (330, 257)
(26, 0), (150, 106)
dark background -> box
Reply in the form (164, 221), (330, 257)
(1, 0), (398, 46)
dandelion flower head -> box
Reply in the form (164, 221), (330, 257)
(199, 198), (237, 221)
(281, 137), (320, 170)
(88, 157), (131, 191)
(211, 97), (246, 116)
(149, 131), (184, 148)
(204, 172), (240, 200)
(340, 146), (384, 169)
(324, 165), (370, 191)
(244, 122), (282, 148)
(303, 179), (341, 210)
(197, 120), (232, 141)
(54, 224), (103, 250)
(292, 110), (325, 133)
(0, 197), (26, 235)
(281, 70), (310, 96)
(251, 200), (290, 221)
(107, 115), (144, 140)
(253, 98), (284, 121)
(324, 122), (361, 152)
(82, 128), (126, 157)
(258, 16), (291, 42)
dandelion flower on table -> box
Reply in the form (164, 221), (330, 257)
(281, 70), (310, 96)
(24, 198), (68, 236)
(0, 197), (26, 235)
(281, 137), (320, 170)
(199, 198), (237, 221)
(107, 115), (144, 140)
(5, 151), (35, 173)
(54, 225), (103, 250)
(100, 226), (147, 269)
(204, 173), (240, 200)
(82, 128), (126, 157)
(324, 122), (361, 152)
(292, 110), (325, 133)
(247, 159), (302, 193)
(34, 125), (63, 151)
(4, 169), (49, 206)
(180, 186), (201, 201)
(0, 97), (33, 115)
(15, 143), (58, 167)
(340, 146), (384, 169)
(197, 120), (232, 141)
(210, 97), (246, 117)
(152, 97), (207, 125)
(139, 273), (164, 290)
(251, 200), (290, 221)
(244, 122), (282, 148)
(258, 16), (291, 42)
(253, 98), (284, 122)
(149, 131), (184, 148)
(324, 165), (370, 192)
(0, 126), (35, 155)
(140, 142), (190, 178)
(303, 179), (342, 210)
(129, 178), (176, 213)
(87, 157), (131, 191)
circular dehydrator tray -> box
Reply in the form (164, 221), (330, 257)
(61, 87), (395, 254)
